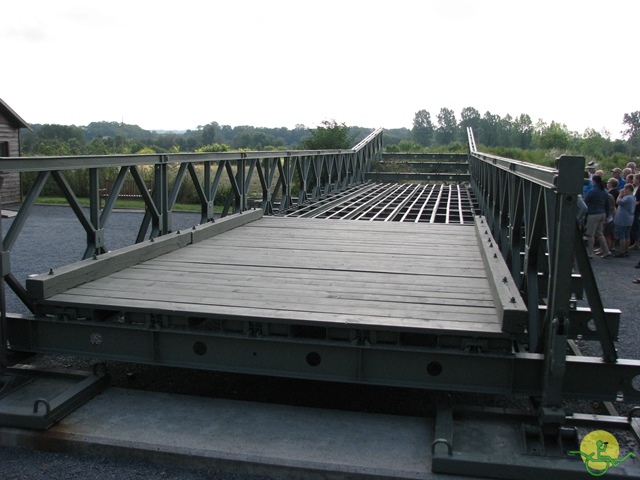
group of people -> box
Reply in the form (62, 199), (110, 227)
(580, 161), (640, 283)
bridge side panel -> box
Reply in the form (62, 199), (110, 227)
(27, 210), (263, 301)
(474, 216), (527, 334)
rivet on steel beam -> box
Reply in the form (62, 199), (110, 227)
(489, 243), (493, 248)
(510, 297), (517, 304)
(494, 253), (498, 258)
(502, 277), (508, 284)
(176, 230), (181, 234)
(48, 268), (54, 275)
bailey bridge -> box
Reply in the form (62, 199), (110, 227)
(0, 128), (638, 479)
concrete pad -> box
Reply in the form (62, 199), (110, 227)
(0, 387), (470, 479)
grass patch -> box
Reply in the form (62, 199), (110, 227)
(35, 196), (204, 212)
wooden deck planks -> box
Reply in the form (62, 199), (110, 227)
(40, 216), (509, 337)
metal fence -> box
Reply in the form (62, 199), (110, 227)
(466, 127), (617, 365)
(0, 128), (383, 314)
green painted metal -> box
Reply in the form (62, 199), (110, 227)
(0, 130), (383, 315)
(467, 142), (617, 361)
(432, 404), (640, 479)
(5, 314), (640, 402)
(0, 364), (109, 430)
(1, 127), (639, 413)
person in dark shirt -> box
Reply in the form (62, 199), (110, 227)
(584, 175), (611, 258)
(607, 178), (620, 201)
(612, 168), (626, 190)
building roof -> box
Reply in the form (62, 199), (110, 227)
(0, 98), (32, 131)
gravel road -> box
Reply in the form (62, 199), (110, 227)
(1, 205), (639, 479)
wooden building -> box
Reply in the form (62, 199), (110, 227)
(0, 98), (32, 205)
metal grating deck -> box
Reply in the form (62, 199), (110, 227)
(281, 183), (479, 223)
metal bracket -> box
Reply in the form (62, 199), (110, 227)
(0, 364), (109, 430)
(432, 404), (640, 479)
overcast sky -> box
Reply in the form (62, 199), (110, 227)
(2, 0), (637, 139)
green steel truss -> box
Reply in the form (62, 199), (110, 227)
(1, 128), (640, 411)
(0, 130), (383, 314)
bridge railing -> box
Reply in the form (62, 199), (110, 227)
(0, 128), (383, 314)
(466, 128), (617, 364)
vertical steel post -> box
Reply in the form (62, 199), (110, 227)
(538, 156), (587, 426)
(0, 177), (6, 367)
(541, 156), (584, 341)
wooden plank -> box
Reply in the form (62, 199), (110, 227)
(35, 214), (517, 338)
(41, 293), (504, 335)
(155, 247), (488, 278)
(27, 211), (263, 300)
(191, 209), (262, 243)
(134, 261), (489, 292)
(27, 230), (193, 301)
(62, 279), (499, 320)
(208, 232), (480, 253)
(474, 216), (528, 334)
(106, 266), (497, 301)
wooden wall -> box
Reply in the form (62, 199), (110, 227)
(0, 113), (22, 206)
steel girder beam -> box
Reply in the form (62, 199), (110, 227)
(6, 315), (640, 403)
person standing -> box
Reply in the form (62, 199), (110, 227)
(584, 175), (612, 258)
(614, 184), (635, 257)
(612, 168), (626, 190)
(607, 178), (620, 201)
(627, 162), (637, 175)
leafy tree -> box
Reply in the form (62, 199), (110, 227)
(135, 147), (157, 154)
(579, 128), (610, 159)
(38, 124), (85, 143)
(513, 114), (534, 149)
(436, 108), (458, 145)
(200, 122), (219, 145)
(622, 111), (640, 155)
(497, 114), (514, 147)
(412, 109), (434, 146)
(459, 107), (481, 142)
(300, 120), (353, 150)
(397, 140), (423, 152)
(84, 121), (150, 141)
(195, 143), (230, 152)
(479, 111), (501, 147)
(537, 121), (571, 150)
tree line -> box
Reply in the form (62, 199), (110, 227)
(18, 108), (640, 168)
(20, 120), (370, 156)
(402, 107), (640, 158)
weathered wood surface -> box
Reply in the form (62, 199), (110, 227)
(37, 216), (513, 338)
(27, 210), (263, 300)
